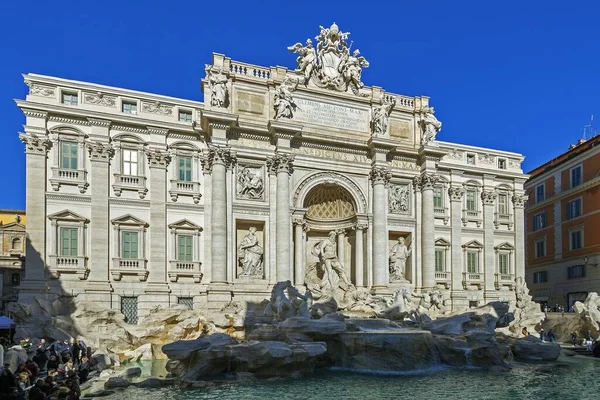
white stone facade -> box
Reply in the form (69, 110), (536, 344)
(16, 25), (528, 319)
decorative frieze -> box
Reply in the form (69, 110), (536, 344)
(481, 190), (497, 205)
(369, 166), (391, 186)
(26, 82), (55, 97)
(508, 159), (522, 169)
(19, 133), (52, 155)
(87, 141), (114, 162)
(446, 148), (464, 161)
(146, 149), (172, 168)
(84, 92), (116, 107)
(266, 153), (295, 175)
(478, 154), (495, 165)
(142, 102), (174, 116)
(236, 165), (265, 200)
(448, 186), (465, 202)
(389, 184), (410, 213)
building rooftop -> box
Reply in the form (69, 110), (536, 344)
(526, 134), (600, 177)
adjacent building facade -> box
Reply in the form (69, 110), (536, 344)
(524, 135), (600, 309)
(16, 23), (528, 321)
(0, 210), (26, 308)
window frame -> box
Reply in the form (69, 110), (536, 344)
(566, 197), (583, 220)
(60, 226), (79, 257)
(497, 193), (509, 215)
(177, 234), (194, 261)
(533, 211), (547, 231)
(533, 271), (548, 284)
(567, 264), (586, 279)
(569, 227), (584, 251)
(498, 253), (509, 274)
(467, 251), (479, 273)
(121, 100), (138, 115)
(121, 231), (140, 259)
(534, 238), (546, 258)
(178, 155), (193, 182)
(60, 140), (79, 170)
(497, 158), (506, 170)
(178, 109), (193, 123)
(61, 90), (79, 106)
(570, 164), (582, 188)
(122, 148), (139, 176)
(535, 183), (545, 203)
(466, 189), (477, 211)
(466, 154), (476, 165)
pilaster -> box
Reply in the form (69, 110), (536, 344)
(414, 172), (440, 290)
(353, 221), (368, 287)
(449, 185), (465, 297)
(481, 189), (497, 297)
(370, 166), (391, 288)
(512, 193), (527, 279)
(292, 216), (307, 286)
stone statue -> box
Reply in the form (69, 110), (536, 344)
(389, 237), (411, 282)
(264, 280), (312, 321)
(410, 289), (445, 325)
(382, 287), (416, 320)
(311, 231), (353, 291)
(420, 106), (442, 145)
(339, 49), (369, 91)
(207, 69), (228, 108)
(371, 99), (396, 137)
(287, 39), (317, 84)
(237, 227), (264, 277)
(274, 78), (299, 119)
(389, 184), (409, 214)
(237, 167), (264, 199)
(573, 292), (600, 331)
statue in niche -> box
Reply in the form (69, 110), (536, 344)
(371, 99), (396, 137)
(237, 167), (264, 199)
(274, 77), (299, 119)
(237, 227), (263, 277)
(389, 184), (409, 213)
(389, 237), (412, 282)
(287, 39), (317, 84)
(340, 49), (369, 91)
(420, 106), (442, 145)
(311, 231), (353, 290)
(207, 69), (228, 108)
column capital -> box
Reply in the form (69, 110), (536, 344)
(369, 166), (391, 186)
(147, 148), (172, 169)
(481, 189), (497, 205)
(201, 147), (236, 173)
(266, 152), (295, 175)
(413, 172), (440, 191)
(353, 222), (369, 231)
(335, 228), (347, 237)
(19, 132), (52, 155)
(292, 216), (306, 227)
(448, 186), (465, 202)
(87, 141), (114, 162)
(511, 193), (527, 208)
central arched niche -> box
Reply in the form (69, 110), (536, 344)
(303, 183), (356, 222)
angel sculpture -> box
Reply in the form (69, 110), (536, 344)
(287, 39), (317, 84)
(274, 78), (299, 119)
(340, 49), (369, 90)
(371, 98), (396, 137)
(420, 107), (442, 145)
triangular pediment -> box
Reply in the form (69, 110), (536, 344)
(0, 222), (26, 232)
(47, 210), (89, 223)
(168, 219), (203, 231)
(435, 238), (451, 247)
(111, 214), (148, 227)
(494, 242), (515, 251)
(462, 240), (483, 249)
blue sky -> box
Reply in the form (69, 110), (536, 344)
(1, 1), (598, 210)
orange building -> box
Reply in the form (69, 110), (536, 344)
(0, 209), (26, 308)
(524, 135), (600, 309)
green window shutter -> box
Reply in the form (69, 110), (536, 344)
(123, 232), (138, 259)
(178, 235), (193, 261)
(61, 228), (78, 256)
(435, 250), (443, 272)
(179, 157), (192, 181)
(130, 232), (138, 259)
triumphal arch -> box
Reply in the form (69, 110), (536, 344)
(17, 23), (527, 320)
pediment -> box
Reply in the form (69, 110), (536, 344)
(0, 222), (26, 232)
(462, 240), (483, 249)
(47, 210), (89, 223)
(168, 219), (203, 231)
(111, 214), (148, 227)
(435, 238), (451, 247)
(494, 242), (515, 251)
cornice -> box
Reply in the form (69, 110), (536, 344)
(167, 203), (205, 212)
(47, 115), (90, 126)
(46, 193), (91, 203)
(526, 176), (600, 213)
(109, 198), (151, 207)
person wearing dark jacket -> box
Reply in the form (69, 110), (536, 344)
(71, 340), (81, 365)
(0, 366), (16, 394)
(66, 370), (81, 400)
(28, 379), (47, 400)
(33, 348), (48, 373)
(47, 356), (59, 372)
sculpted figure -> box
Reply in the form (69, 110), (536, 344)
(371, 99), (396, 136)
(237, 167), (264, 199)
(207, 69), (228, 108)
(238, 227), (264, 277)
(287, 39), (317, 84)
(274, 78), (299, 119)
(264, 280), (312, 321)
(340, 49), (369, 90)
(420, 106), (442, 144)
(312, 231), (353, 291)
(389, 185), (409, 213)
(389, 237), (411, 282)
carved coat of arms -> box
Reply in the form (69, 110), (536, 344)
(288, 22), (369, 95)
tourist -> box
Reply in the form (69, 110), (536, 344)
(47, 356), (59, 372)
(0, 365), (16, 394)
(66, 370), (81, 400)
(15, 373), (29, 399)
(71, 340), (81, 365)
(25, 359), (38, 382)
(27, 379), (47, 400)
(571, 331), (578, 347)
(585, 331), (593, 352)
(33, 346), (48, 372)
(547, 329), (556, 343)
(14, 365), (31, 384)
(77, 357), (90, 383)
(539, 328), (546, 342)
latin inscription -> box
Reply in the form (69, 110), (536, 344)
(292, 97), (370, 132)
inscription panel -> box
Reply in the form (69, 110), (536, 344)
(235, 91), (266, 115)
(292, 97), (370, 132)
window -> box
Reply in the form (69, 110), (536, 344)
(469, 300), (479, 308)
(571, 165), (582, 188)
(433, 187), (443, 208)
(535, 239), (546, 258)
(11, 237), (22, 251)
(122, 149), (138, 176)
(122, 232), (139, 259)
(498, 194), (508, 214)
(178, 156), (192, 182)
(567, 265), (586, 279)
(179, 110), (193, 122)
(60, 227), (78, 256)
(178, 297), (194, 310)
(566, 198), (582, 219)
(498, 253), (509, 274)
(466, 154), (475, 165)
(533, 212), (547, 231)
(570, 229), (583, 250)
(178, 235), (193, 261)
(533, 271), (548, 284)
(535, 184), (545, 203)
(122, 101), (137, 114)
(498, 159), (506, 169)
(466, 190), (477, 211)
(121, 297), (138, 324)
(61, 92), (78, 106)
(60, 141), (78, 169)
(467, 251), (478, 273)
(435, 250), (444, 272)
(11, 273), (21, 286)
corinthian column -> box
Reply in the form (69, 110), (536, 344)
(353, 222), (368, 287)
(268, 152), (294, 282)
(206, 147), (235, 283)
(512, 193), (527, 279)
(448, 186), (465, 294)
(415, 173), (440, 290)
(292, 217), (306, 285)
(370, 166), (391, 287)
(481, 190), (497, 296)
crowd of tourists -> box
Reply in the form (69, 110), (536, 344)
(0, 337), (93, 400)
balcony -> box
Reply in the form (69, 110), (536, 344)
(169, 180), (201, 204)
(113, 174), (148, 199)
(462, 272), (483, 290)
(433, 207), (449, 225)
(168, 260), (203, 283)
(434, 271), (450, 289)
(494, 213), (513, 230)
(111, 258), (148, 281)
(461, 209), (482, 227)
(495, 273), (516, 290)
(50, 167), (88, 193)
(49, 255), (89, 280)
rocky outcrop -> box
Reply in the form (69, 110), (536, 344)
(426, 302), (509, 336)
(497, 335), (561, 362)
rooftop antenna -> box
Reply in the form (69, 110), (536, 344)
(582, 114), (594, 140)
